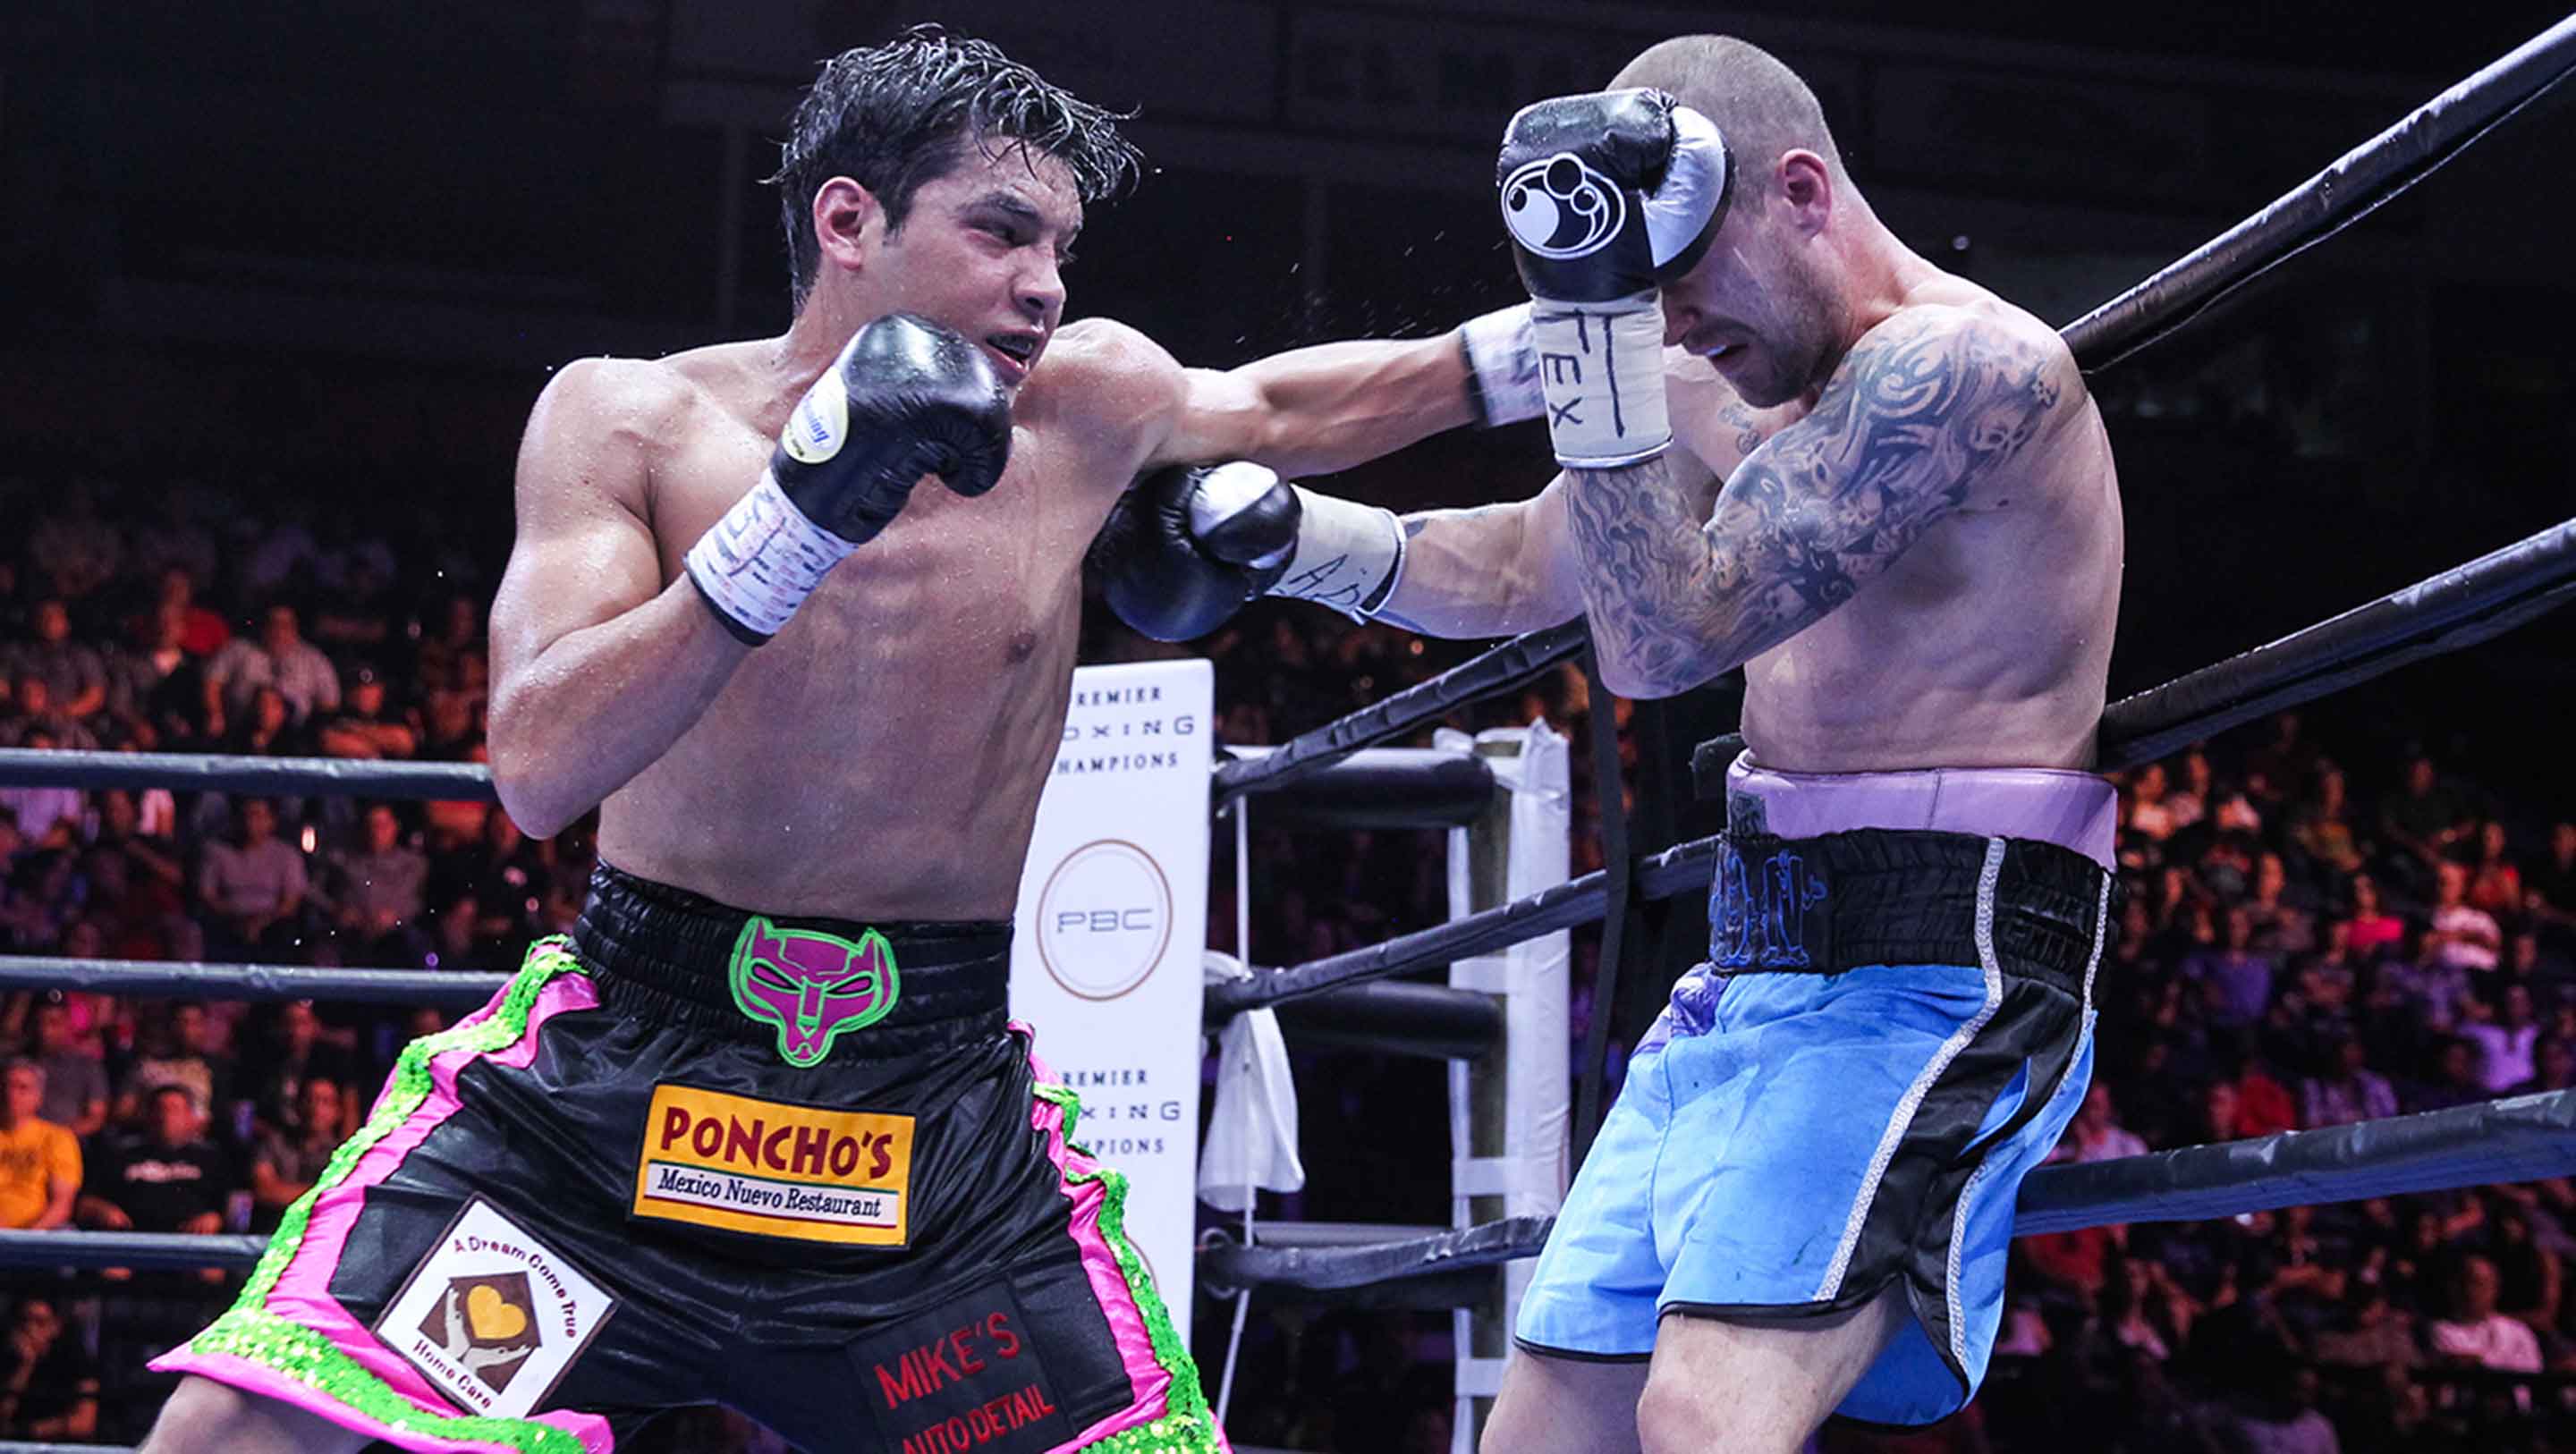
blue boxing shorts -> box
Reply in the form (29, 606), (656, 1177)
(1516, 757), (2117, 1426)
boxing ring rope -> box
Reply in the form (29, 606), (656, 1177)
(0, 750), (493, 802)
(0, 20), (2571, 1448)
(2060, 10), (2576, 374)
(1204, 1088), (2576, 1294)
(1209, 621), (1589, 807)
(1221, 1093), (2576, 1283)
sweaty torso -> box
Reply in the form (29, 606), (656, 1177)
(1672, 275), (2122, 773)
(598, 325), (1144, 919)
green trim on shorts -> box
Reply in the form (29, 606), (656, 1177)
(175, 939), (590, 1454)
(1034, 1082), (1224, 1454)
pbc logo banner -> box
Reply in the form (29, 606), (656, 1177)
(631, 1084), (914, 1247)
(848, 1281), (1074, 1454)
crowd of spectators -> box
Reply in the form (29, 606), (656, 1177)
(4, 471), (2574, 1450)
(1964, 717), (2576, 1454)
(0, 475), (585, 1438)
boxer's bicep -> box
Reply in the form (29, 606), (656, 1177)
(1569, 310), (2061, 695)
(1699, 310), (2063, 646)
(491, 359), (669, 689)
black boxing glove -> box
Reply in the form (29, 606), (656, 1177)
(685, 313), (1012, 644)
(1496, 89), (1729, 468)
(1096, 462), (1407, 643)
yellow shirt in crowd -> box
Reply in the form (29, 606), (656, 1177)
(0, 1117), (81, 1228)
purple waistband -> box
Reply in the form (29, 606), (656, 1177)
(1725, 752), (2116, 871)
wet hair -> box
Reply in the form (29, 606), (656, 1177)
(1610, 36), (1849, 195)
(773, 25), (1144, 310)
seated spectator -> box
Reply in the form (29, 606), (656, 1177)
(0, 1061), (77, 1231)
(2462, 983), (2543, 1095)
(2466, 820), (2522, 918)
(2165, 748), (2214, 835)
(432, 807), (550, 952)
(2290, 764), (2366, 877)
(2379, 752), (2472, 883)
(2343, 873), (2406, 958)
(416, 689), (493, 844)
(193, 798), (307, 959)
(2428, 1254), (2542, 1374)
(2508, 1035), (2574, 1096)
(0, 681), (96, 755)
(2202, 1056), (2299, 1139)
(2384, 1206), (2456, 1319)
(2380, 932), (2477, 1036)
(0, 600), (107, 723)
(2198, 833), (2257, 902)
(2053, 1083), (2150, 1163)
(2126, 762), (2179, 842)
(411, 591), (488, 701)
(2407, 1037), (2493, 1114)
(86, 787), (187, 917)
(21, 1001), (104, 1142)
(0, 730), (82, 848)
(2312, 1282), (2418, 1374)
(307, 548), (401, 660)
(2243, 851), (2317, 957)
(104, 603), (203, 750)
(202, 603), (339, 729)
(2527, 821), (2576, 947)
(0, 848), (79, 951)
(250, 1078), (347, 1231)
(139, 566), (227, 657)
(113, 1002), (235, 1135)
(2186, 908), (2279, 1032)
(423, 892), (498, 971)
(2291, 929), (2360, 1019)
(320, 803), (429, 960)
(0, 1295), (97, 1439)
(2503, 930), (2575, 1012)
(2208, 786), (2263, 838)
(2301, 1035), (2399, 1129)
(2242, 712), (2323, 815)
(242, 1000), (356, 1141)
(78, 1085), (235, 1239)
(2487, 1204), (2559, 1339)
(216, 683), (311, 759)
(2020, 1225), (2116, 1302)
(312, 664), (416, 761)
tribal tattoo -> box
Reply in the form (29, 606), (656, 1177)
(1564, 309), (2063, 696)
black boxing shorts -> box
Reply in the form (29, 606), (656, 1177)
(155, 862), (1224, 1454)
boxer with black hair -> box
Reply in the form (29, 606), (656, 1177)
(144, 26), (1526, 1454)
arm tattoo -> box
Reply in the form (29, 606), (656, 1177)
(1563, 311), (2062, 696)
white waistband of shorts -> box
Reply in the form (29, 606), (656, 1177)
(1725, 751), (2116, 871)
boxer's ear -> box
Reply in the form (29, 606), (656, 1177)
(810, 178), (883, 278)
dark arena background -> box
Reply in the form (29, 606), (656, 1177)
(5, 0), (2576, 1450)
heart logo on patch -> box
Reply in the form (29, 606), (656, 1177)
(468, 1284), (529, 1341)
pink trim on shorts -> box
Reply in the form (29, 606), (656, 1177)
(1727, 751), (2117, 870)
(1020, 1027), (1184, 1453)
(154, 972), (611, 1454)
